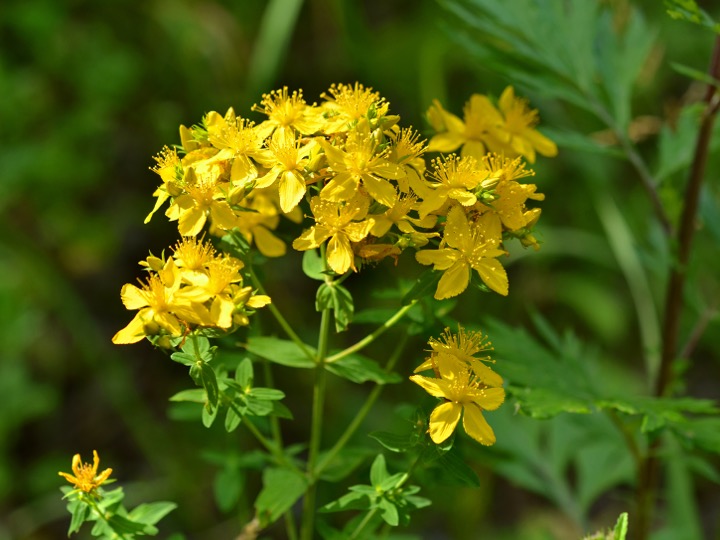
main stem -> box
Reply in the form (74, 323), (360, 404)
(635, 35), (720, 540)
(300, 305), (332, 540)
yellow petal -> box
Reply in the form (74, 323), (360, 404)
(321, 173), (358, 202)
(460, 140), (486, 162)
(179, 207), (207, 237)
(435, 260), (470, 299)
(254, 226), (287, 257)
(468, 359), (504, 388)
(326, 234), (353, 274)
(120, 284), (149, 310)
(473, 259), (508, 296)
(428, 401), (462, 444)
(470, 386), (505, 411)
(409, 374), (451, 398)
(246, 294), (272, 308)
(278, 171), (306, 213)
(361, 174), (397, 207)
(344, 219), (375, 243)
(211, 296), (235, 328)
(292, 225), (330, 252)
(525, 129), (558, 157)
(210, 201), (238, 231)
(415, 248), (460, 270)
(462, 403), (496, 445)
(427, 132), (465, 153)
(112, 312), (147, 344)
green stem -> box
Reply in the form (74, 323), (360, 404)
(85, 497), (129, 540)
(315, 334), (409, 477)
(228, 402), (302, 475)
(326, 301), (417, 364)
(248, 265), (316, 363)
(300, 305), (332, 540)
(348, 507), (378, 540)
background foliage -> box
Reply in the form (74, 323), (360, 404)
(2, 0), (720, 538)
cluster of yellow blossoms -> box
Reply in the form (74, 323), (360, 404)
(114, 82), (553, 343)
(113, 237), (270, 345)
(410, 328), (505, 445)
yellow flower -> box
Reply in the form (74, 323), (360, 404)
(370, 194), (437, 248)
(387, 126), (427, 194)
(410, 364), (505, 445)
(415, 327), (503, 388)
(426, 95), (507, 160)
(254, 131), (313, 213)
(233, 189), (288, 258)
(58, 450), (113, 494)
(320, 121), (405, 207)
(112, 271), (211, 344)
(165, 167), (237, 237)
(145, 146), (183, 224)
(415, 206), (508, 299)
(252, 87), (322, 140)
(476, 154), (544, 232)
(417, 155), (499, 218)
(496, 86), (557, 163)
(320, 82), (391, 133)
(292, 195), (375, 274)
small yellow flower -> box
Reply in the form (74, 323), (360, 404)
(416, 206), (508, 299)
(320, 82), (391, 133)
(426, 95), (507, 160)
(320, 121), (405, 207)
(252, 87), (322, 140)
(496, 86), (558, 163)
(410, 364), (505, 445)
(292, 195), (375, 274)
(58, 450), (113, 494)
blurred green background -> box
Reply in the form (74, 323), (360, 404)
(2, 0), (720, 538)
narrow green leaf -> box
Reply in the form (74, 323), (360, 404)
(325, 353), (401, 384)
(370, 454), (389, 487)
(213, 467), (244, 513)
(202, 401), (218, 428)
(235, 357), (254, 388)
(168, 388), (206, 403)
(200, 362), (219, 409)
(368, 431), (416, 453)
(613, 512), (629, 540)
(245, 336), (316, 368)
(255, 468), (308, 527)
(225, 407), (241, 433)
(247, 387), (285, 401)
(319, 491), (371, 513)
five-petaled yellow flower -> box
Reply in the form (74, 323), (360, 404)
(411, 360), (505, 445)
(416, 206), (508, 299)
(59, 450), (113, 494)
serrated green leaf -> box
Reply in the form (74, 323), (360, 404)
(168, 388), (206, 403)
(368, 431), (416, 453)
(302, 249), (326, 280)
(254, 468), (307, 527)
(245, 336), (316, 368)
(325, 353), (401, 384)
(128, 501), (177, 526)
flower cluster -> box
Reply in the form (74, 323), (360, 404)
(410, 328), (505, 445)
(137, 83), (551, 299)
(113, 237), (270, 345)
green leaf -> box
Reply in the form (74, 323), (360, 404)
(107, 514), (155, 535)
(170, 351), (196, 366)
(377, 498), (399, 526)
(319, 491), (371, 513)
(325, 353), (401, 384)
(254, 468), (307, 527)
(435, 448), (480, 487)
(302, 249), (326, 281)
(225, 407), (241, 433)
(200, 362), (219, 409)
(168, 388), (206, 403)
(670, 62), (720, 89)
(218, 229), (252, 259)
(272, 401), (294, 420)
(213, 466), (244, 513)
(245, 336), (316, 368)
(68, 499), (89, 535)
(613, 512), (629, 540)
(202, 401), (218, 428)
(247, 387), (285, 401)
(370, 454), (389, 487)
(182, 335), (211, 356)
(665, 0), (720, 33)
(235, 357), (254, 388)
(245, 396), (274, 416)
(128, 501), (177, 526)
(368, 431), (416, 453)
(316, 282), (355, 332)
